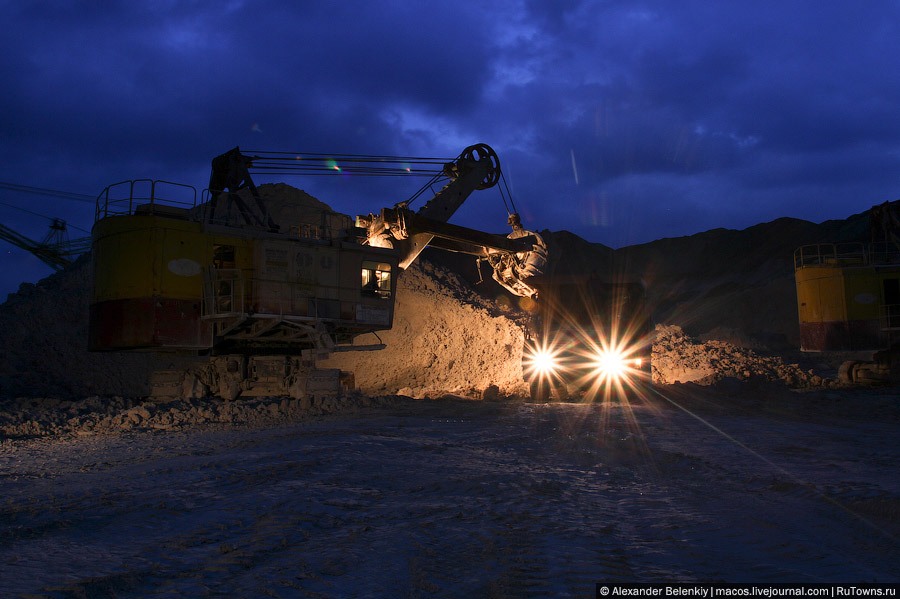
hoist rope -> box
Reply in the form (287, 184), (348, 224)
(0, 199), (91, 234)
(245, 150), (452, 179)
(0, 182), (95, 203)
(498, 172), (518, 216)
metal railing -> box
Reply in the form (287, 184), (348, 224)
(95, 179), (197, 221)
(795, 242), (900, 270)
(882, 303), (900, 331)
(288, 222), (332, 241)
(202, 268), (245, 319)
(868, 242), (900, 265)
(201, 267), (344, 322)
(794, 242), (866, 269)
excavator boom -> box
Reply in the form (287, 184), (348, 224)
(357, 143), (547, 297)
(0, 221), (89, 271)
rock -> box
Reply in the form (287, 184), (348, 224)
(652, 324), (827, 388)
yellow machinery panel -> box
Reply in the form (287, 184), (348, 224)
(90, 186), (398, 352)
(794, 243), (900, 351)
(92, 216), (162, 301)
(795, 266), (848, 325)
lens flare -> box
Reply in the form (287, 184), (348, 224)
(566, 326), (653, 404)
(524, 343), (562, 379)
(529, 349), (558, 375)
(594, 349), (627, 379)
(517, 295), (539, 313)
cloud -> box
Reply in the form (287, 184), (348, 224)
(1, 0), (900, 296)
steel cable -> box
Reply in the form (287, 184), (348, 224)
(0, 181), (95, 203)
(0, 199), (91, 234)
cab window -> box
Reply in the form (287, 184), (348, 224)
(361, 261), (391, 298)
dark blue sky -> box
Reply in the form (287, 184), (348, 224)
(2, 1), (898, 298)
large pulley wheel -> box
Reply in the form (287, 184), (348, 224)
(460, 143), (500, 189)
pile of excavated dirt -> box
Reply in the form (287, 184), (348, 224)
(652, 324), (830, 387)
(322, 260), (529, 398)
(0, 394), (409, 441)
(1, 310), (844, 441)
(0, 256), (170, 398)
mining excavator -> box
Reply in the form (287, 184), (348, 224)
(794, 199), (900, 384)
(89, 143), (548, 399)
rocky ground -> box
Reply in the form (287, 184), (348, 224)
(1, 182), (860, 411)
(651, 324), (830, 387)
(1, 389), (897, 596)
(0, 319), (845, 442)
(0, 394), (407, 441)
(0, 188), (896, 593)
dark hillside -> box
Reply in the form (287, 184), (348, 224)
(609, 209), (872, 348)
(427, 206), (876, 351)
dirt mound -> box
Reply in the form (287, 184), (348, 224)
(322, 260), (530, 398)
(652, 324), (828, 387)
(0, 394), (408, 441)
(0, 256), (190, 398)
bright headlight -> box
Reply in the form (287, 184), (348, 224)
(594, 350), (627, 378)
(526, 348), (559, 375)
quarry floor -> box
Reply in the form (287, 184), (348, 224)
(0, 385), (898, 597)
